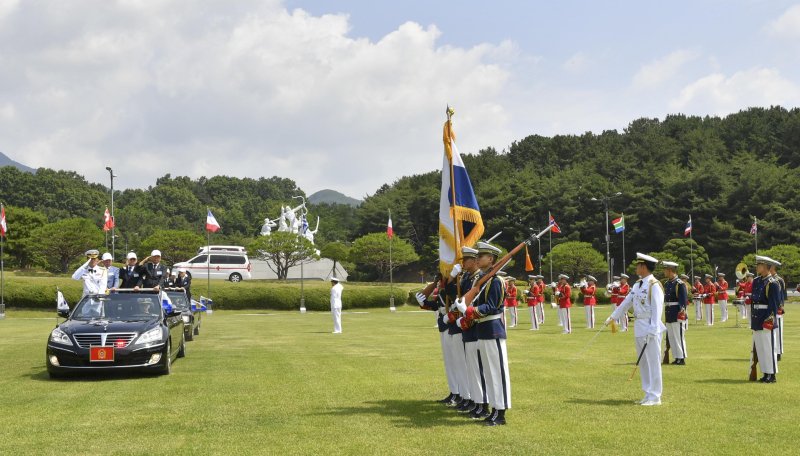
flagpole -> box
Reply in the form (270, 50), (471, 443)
(1, 231), (5, 320)
(548, 211), (553, 283)
(389, 209), (395, 312)
(621, 213), (626, 276)
(754, 216), (758, 254)
(689, 215), (694, 281)
(446, 107), (461, 270)
(206, 209), (211, 303)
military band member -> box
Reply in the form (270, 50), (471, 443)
(71, 249), (108, 298)
(703, 274), (717, 326)
(769, 263), (787, 361)
(536, 276), (546, 323)
(526, 275), (541, 330)
(615, 274), (631, 331)
(101, 252), (119, 289)
(456, 241), (510, 426)
(140, 249), (168, 291)
(505, 277), (519, 328)
(119, 252), (144, 289)
(750, 256), (780, 382)
(692, 276), (704, 321)
(555, 274), (572, 334)
(455, 247), (488, 418)
(606, 253), (666, 405)
(716, 272), (730, 323)
(663, 262), (688, 365)
(580, 275), (597, 329)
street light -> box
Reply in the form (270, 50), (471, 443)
(590, 192), (622, 285)
(105, 166), (117, 260)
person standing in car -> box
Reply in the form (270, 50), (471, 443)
(140, 249), (168, 291)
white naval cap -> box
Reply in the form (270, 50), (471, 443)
(476, 241), (502, 256)
(496, 271), (508, 276)
(679, 274), (690, 280)
(586, 275), (597, 282)
(461, 246), (479, 258)
(635, 252), (659, 264)
(558, 273), (570, 280)
(330, 276), (340, 282)
(101, 252), (113, 261)
(620, 274), (630, 279)
(85, 249), (100, 258)
(662, 261), (679, 269)
(755, 255), (781, 267)
(528, 274), (537, 279)
(716, 272), (726, 276)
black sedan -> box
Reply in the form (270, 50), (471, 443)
(164, 289), (202, 341)
(46, 292), (185, 378)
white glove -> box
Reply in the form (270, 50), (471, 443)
(604, 317), (612, 326)
(438, 306), (446, 315)
(449, 264), (462, 278)
(456, 317), (464, 328)
(415, 292), (426, 305)
(554, 291), (561, 297)
(455, 298), (467, 313)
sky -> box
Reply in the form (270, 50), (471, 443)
(2, 0), (800, 199)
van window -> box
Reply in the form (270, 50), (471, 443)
(228, 256), (247, 265)
(190, 255), (208, 264)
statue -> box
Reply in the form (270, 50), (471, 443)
(262, 198), (322, 244)
(260, 218), (278, 236)
(284, 205), (297, 233)
(303, 216), (320, 244)
(277, 207), (289, 232)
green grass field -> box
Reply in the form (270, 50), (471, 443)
(0, 304), (797, 455)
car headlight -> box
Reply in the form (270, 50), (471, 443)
(135, 327), (163, 346)
(50, 328), (73, 346)
(182, 315), (191, 324)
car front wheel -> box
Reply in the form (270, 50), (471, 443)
(229, 273), (242, 282)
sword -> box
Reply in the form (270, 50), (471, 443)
(629, 338), (650, 381)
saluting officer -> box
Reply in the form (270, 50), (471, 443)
(140, 249), (168, 291)
(606, 253), (666, 406)
(119, 252), (144, 289)
(769, 262), (787, 361)
(663, 262), (688, 365)
(750, 256), (781, 382)
(71, 249), (108, 298)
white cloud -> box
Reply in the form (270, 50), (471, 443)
(632, 49), (700, 89)
(669, 67), (800, 114)
(562, 52), (591, 73)
(0, 0), (514, 197)
(768, 4), (800, 39)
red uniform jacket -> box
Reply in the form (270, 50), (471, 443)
(557, 283), (572, 308)
(716, 279), (729, 301)
(527, 283), (541, 306)
(505, 283), (518, 307)
(616, 283), (630, 306)
(536, 282), (546, 303)
(703, 283), (717, 304)
(581, 285), (596, 305)
(735, 280), (746, 298)
(693, 281), (703, 299)
(610, 285), (620, 305)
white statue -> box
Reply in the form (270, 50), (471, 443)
(304, 216), (320, 244)
(278, 207), (289, 232)
(260, 218), (278, 236)
(285, 205), (297, 233)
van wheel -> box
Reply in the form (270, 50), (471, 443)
(229, 273), (242, 282)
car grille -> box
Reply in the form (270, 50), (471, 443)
(73, 333), (138, 348)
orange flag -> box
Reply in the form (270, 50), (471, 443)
(524, 245), (534, 272)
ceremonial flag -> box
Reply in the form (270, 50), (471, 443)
(387, 214), (393, 239)
(750, 219), (757, 235)
(160, 291), (174, 314)
(612, 214), (625, 233)
(0, 203), (7, 238)
(548, 212), (561, 234)
(684, 217), (692, 236)
(102, 207), (114, 232)
(439, 110), (484, 276)
(206, 209), (221, 233)
(57, 290), (69, 312)
(524, 245), (534, 272)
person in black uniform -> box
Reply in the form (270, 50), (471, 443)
(750, 255), (781, 383)
(662, 261), (688, 365)
(118, 252), (145, 289)
(174, 268), (192, 302)
(140, 249), (168, 291)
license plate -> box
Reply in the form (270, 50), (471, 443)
(90, 346), (115, 362)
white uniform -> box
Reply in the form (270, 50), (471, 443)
(610, 273), (666, 404)
(330, 282), (343, 333)
(71, 260), (108, 298)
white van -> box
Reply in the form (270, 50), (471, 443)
(174, 252), (252, 282)
(197, 245), (247, 254)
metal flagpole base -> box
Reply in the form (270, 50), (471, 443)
(300, 298), (306, 314)
(0, 304), (5, 320)
(389, 296), (396, 312)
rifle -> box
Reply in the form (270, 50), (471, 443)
(749, 342), (759, 381)
(461, 225), (553, 306)
(662, 334), (671, 365)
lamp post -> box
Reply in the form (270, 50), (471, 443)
(105, 166), (116, 260)
(590, 192), (622, 285)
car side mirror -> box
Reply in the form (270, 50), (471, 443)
(167, 310), (182, 318)
(57, 309), (70, 318)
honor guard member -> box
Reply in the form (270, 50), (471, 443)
(703, 274), (717, 325)
(330, 277), (343, 333)
(526, 275), (541, 330)
(750, 256), (780, 382)
(580, 275), (597, 329)
(416, 276), (459, 405)
(716, 272), (730, 323)
(606, 253), (666, 405)
(440, 263), (470, 409)
(175, 268), (192, 302)
(456, 241), (510, 426)
(101, 252), (119, 290)
(769, 262), (787, 361)
(692, 276), (704, 321)
(505, 277), (519, 328)
(71, 249), (108, 298)
(140, 250), (169, 291)
(119, 252), (144, 289)
(663, 262), (688, 365)
(616, 274), (631, 331)
(454, 247), (488, 418)
(555, 274), (573, 334)
(535, 276), (546, 324)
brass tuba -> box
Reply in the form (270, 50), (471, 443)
(735, 262), (749, 280)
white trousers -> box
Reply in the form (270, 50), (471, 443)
(584, 305), (595, 329)
(478, 338), (511, 410)
(635, 334), (663, 402)
(331, 307), (342, 333)
(694, 299), (703, 321)
(529, 307), (539, 330)
(705, 304), (714, 325)
(445, 333), (469, 399)
(614, 305), (628, 331)
(666, 321), (687, 359)
(719, 299), (728, 322)
(464, 341), (487, 404)
(776, 314), (784, 355)
(738, 303), (748, 319)
(753, 330), (778, 375)
(440, 331), (458, 394)
(536, 303), (545, 323)
(508, 307), (518, 327)
(558, 308), (571, 333)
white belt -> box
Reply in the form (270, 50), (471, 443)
(753, 305), (768, 309)
(477, 314), (503, 323)
(665, 301), (680, 306)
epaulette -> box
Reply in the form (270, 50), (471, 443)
(768, 276), (778, 284)
(675, 278), (684, 285)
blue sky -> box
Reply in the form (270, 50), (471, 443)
(2, 0), (799, 198)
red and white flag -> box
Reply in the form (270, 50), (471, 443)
(0, 204), (7, 238)
(548, 212), (561, 234)
(206, 209), (221, 233)
(387, 214), (393, 239)
(750, 218), (757, 235)
(102, 207), (114, 232)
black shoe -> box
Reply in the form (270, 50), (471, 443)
(765, 374), (777, 383)
(670, 359), (679, 365)
(446, 395), (462, 407)
(469, 405), (486, 419)
(676, 358), (685, 365)
(758, 375), (769, 383)
(777, 354), (782, 362)
(482, 409), (498, 423)
(465, 403), (479, 415)
(485, 409), (506, 426)
(457, 400), (473, 412)
(438, 393), (455, 404)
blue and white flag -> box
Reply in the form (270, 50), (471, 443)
(57, 290), (69, 311)
(160, 291), (174, 314)
(301, 214), (309, 234)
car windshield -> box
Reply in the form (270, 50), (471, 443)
(71, 294), (161, 321)
(167, 292), (190, 311)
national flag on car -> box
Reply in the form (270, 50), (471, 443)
(57, 290), (69, 312)
(387, 213), (393, 239)
(160, 291), (174, 314)
(102, 207), (114, 232)
(206, 209), (221, 233)
(548, 212), (561, 234)
(0, 203), (7, 238)
(684, 217), (692, 236)
(612, 214), (625, 233)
